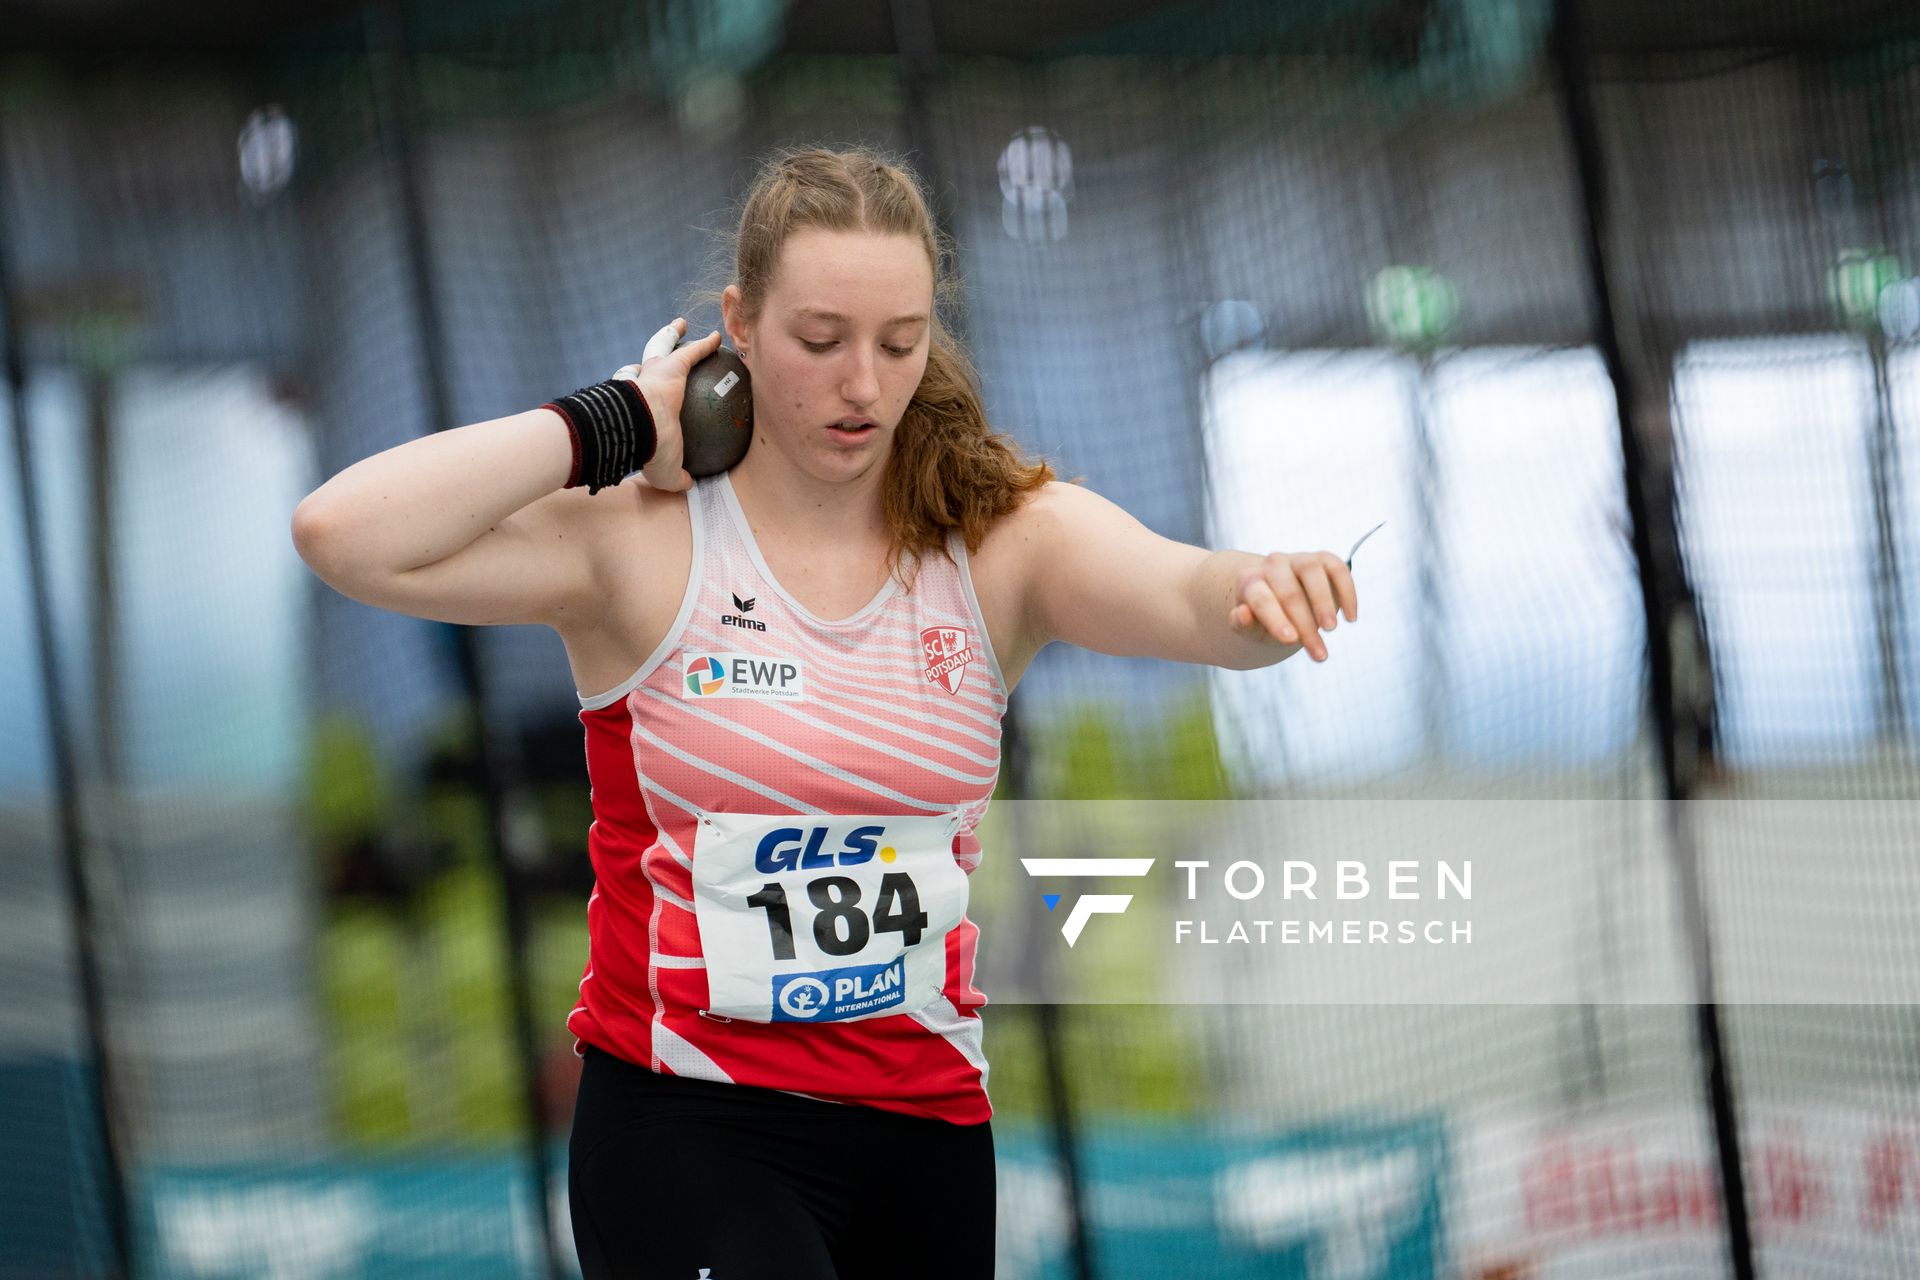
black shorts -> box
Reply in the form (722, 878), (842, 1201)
(567, 1044), (996, 1279)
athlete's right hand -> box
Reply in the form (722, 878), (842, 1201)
(613, 317), (725, 493)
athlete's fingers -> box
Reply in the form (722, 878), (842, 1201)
(1262, 559), (1329, 661)
(1292, 554), (1341, 632)
(674, 328), (724, 368)
(1278, 578), (1326, 661)
(1239, 568), (1311, 657)
(642, 317), (686, 364)
(1332, 555), (1359, 623)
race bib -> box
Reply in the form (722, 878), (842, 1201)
(690, 810), (969, 1023)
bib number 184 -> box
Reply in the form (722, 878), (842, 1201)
(745, 873), (929, 960)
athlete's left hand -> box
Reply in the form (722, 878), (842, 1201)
(1228, 551), (1358, 663)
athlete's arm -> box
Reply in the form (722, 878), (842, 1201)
(291, 406), (608, 630)
(294, 320), (717, 630)
(1020, 480), (1355, 670)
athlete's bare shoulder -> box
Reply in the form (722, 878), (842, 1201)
(967, 479), (1077, 577)
(959, 481), (1069, 693)
(555, 475), (696, 696)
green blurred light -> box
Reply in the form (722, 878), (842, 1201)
(1366, 265), (1458, 349)
(1828, 247), (1904, 327)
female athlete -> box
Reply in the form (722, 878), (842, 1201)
(292, 144), (1358, 1279)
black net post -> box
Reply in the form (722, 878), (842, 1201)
(0, 132), (135, 1280)
(1866, 324), (1909, 744)
(361, 3), (564, 1275)
(1550, 4), (1758, 1279)
(1002, 708), (1099, 1280)
(887, 3), (1100, 1274)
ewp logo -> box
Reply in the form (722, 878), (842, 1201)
(684, 656), (726, 695)
(680, 652), (805, 701)
(1020, 858), (1156, 946)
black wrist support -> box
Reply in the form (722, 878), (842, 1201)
(542, 377), (657, 494)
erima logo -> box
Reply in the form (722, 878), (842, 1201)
(1020, 858), (1156, 946)
(721, 591), (765, 631)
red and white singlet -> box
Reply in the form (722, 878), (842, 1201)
(567, 469), (1006, 1124)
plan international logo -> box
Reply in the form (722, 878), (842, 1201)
(1019, 857), (1156, 946)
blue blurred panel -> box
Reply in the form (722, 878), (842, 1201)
(996, 1118), (1446, 1279)
(126, 1121), (1443, 1279)
(0, 1058), (112, 1279)
(113, 367), (312, 791)
(0, 366), (312, 796)
(0, 370), (88, 797)
(1675, 338), (1880, 764)
(138, 1154), (550, 1279)
(1428, 348), (1639, 767)
(1202, 350), (1426, 785)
